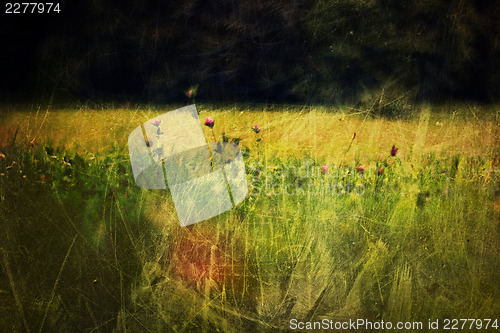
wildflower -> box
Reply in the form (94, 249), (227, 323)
(30, 140), (35, 147)
(252, 125), (261, 133)
(152, 119), (161, 126)
(356, 165), (365, 174)
(377, 167), (384, 176)
(0, 152), (5, 160)
(390, 145), (398, 156)
(204, 117), (214, 128)
(185, 84), (198, 98)
(321, 165), (328, 175)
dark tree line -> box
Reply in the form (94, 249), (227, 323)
(2, 0), (500, 104)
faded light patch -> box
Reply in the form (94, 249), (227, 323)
(128, 105), (248, 226)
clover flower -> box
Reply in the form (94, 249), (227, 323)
(152, 119), (161, 126)
(390, 145), (398, 157)
(252, 125), (261, 133)
(321, 165), (328, 175)
(204, 117), (214, 128)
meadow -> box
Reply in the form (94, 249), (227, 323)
(0, 103), (499, 332)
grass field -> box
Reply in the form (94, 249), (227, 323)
(0, 103), (499, 332)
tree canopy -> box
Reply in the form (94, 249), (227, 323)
(2, 0), (499, 104)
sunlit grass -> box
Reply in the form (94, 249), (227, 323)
(0, 103), (499, 332)
(1, 103), (498, 158)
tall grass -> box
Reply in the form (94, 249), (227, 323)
(0, 104), (498, 332)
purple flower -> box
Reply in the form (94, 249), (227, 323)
(252, 125), (261, 133)
(204, 117), (214, 128)
(390, 145), (398, 157)
(152, 120), (161, 126)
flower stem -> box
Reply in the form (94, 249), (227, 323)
(211, 128), (217, 143)
(338, 134), (356, 168)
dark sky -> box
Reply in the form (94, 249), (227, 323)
(1, 1), (83, 99)
(1, 0), (499, 104)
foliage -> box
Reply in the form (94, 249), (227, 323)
(0, 106), (499, 331)
(28, 0), (500, 106)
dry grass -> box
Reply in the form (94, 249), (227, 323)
(1, 103), (498, 161)
(0, 103), (499, 332)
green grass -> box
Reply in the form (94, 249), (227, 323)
(0, 104), (499, 332)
